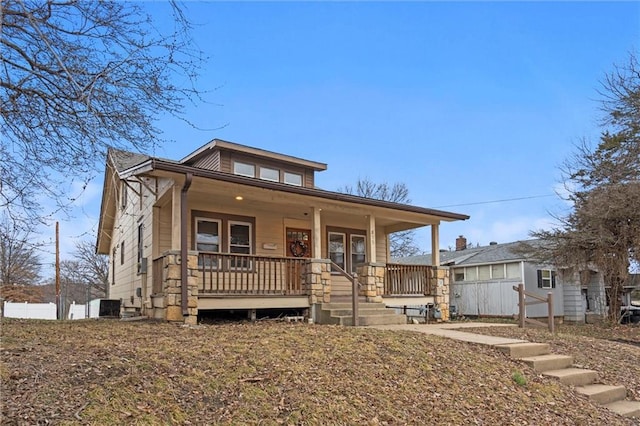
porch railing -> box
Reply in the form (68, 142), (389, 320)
(198, 253), (307, 295)
(384, 264), (432, 296)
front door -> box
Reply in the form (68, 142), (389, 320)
(286, 228), (311, 292)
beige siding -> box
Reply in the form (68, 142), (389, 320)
(192, 150), (221, 171)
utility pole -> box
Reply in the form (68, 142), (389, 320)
(55, 222), (60, 320)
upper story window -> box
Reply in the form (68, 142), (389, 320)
(284, 171), (302, 186)
(259, 167), (279, 182)
(233, 161), (255, 178)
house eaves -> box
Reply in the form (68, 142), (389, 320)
(123, 157), (469, 222)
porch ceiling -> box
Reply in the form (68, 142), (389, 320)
(184, 175), (443, 229)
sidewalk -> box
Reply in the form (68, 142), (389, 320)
(369, 322), (526, 346)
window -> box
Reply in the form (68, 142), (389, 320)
(112, 247), (116, 286)
(506, 262), (521, 279)
(537, 269), (556, 289)
(121, 184), (127, 209)
(328, 232), (345, 271)
(229, 221), (252, 269)
(137, 224), (144, 274)
(350, 234), (366, 274)
(120, 241), (125, 265)
(466, 267), (477, 281)
(233, 161), (255, 177)
(193, 212), (255, 270)
(478, 265), (490, 280)
(196, 218), (221, 268)
(453, 268), (465, 282)
(284, 171), (302, 186)
(259, 167), (279, 182)
(491, 264), (505, 279)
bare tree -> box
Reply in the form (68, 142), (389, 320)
(0, 214), (42, 286)
(338, 178), (420, 257)
(72, 240), (108, 297)
(1, 0), (205, 227)
(530, 53), (640, 323)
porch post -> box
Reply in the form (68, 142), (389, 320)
(366, 215), (376, 263)
(170, 184), (181, 250)
(431, 223), (440, 267)
(431, 267), (450, 321)
(312, 207), (322, 258)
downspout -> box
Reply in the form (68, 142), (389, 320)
(181, 173), (193, 317)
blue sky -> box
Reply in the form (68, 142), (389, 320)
(39, 1), (639, 274)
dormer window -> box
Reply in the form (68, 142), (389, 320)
(233, 161), (255, 177)
(284, 171), (302, 186)
(259, 166), (279, 182)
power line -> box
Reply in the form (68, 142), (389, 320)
(434, 194), (557, 208)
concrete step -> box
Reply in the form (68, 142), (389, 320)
(328, 314), (407, 326)
(542, 368), (597, 386)
(519, 354), (573, 372)
(322, 302), (387, 310)
(576, 384), (627, 405)
(495, 342), (550, 358)
(605, 400), (640, 418)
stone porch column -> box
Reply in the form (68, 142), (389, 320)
(161, 250), (199, 325)
(357, 262), (385, 303)
(431, 267), (450, 321)
(304, 259), (331, 305)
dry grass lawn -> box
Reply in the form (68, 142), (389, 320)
(1, 319), (638, 425)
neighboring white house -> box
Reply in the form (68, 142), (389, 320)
(398, 236), (618, 323)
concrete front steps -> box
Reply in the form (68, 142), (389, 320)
(319, 302), (406, 326)
(496, 342), (640, 419)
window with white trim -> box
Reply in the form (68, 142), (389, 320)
(229, 221), (252, 269)
(537, 269), (556, 289)
(453, 268), (465, 282)
(233, 161), (255, 177)
(196, 218), (221, 268)
(491, 264), (505, 279)
(284, 171), (302, 186)
(328, 232), (346, 271)
(506, 262), (521, 279)
(350, 234), (366, 274)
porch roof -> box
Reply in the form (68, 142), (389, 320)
(124, 156), (469, 222)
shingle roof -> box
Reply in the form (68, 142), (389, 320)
(109, 148), (151, 172)
(395, 239), (545, 266)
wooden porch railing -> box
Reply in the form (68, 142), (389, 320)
(384, 264), (432, 296)
(198, 253), (307, 295)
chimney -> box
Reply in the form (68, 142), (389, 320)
(455, 235), (467, 251)
(489, 241), (498, 246)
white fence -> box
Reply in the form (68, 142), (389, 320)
(2, 301), (57, 320)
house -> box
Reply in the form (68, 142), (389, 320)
(398, 236), (638, 323)
(96, 139), (469, 324)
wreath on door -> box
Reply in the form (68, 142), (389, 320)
(289, 240), (308, 257)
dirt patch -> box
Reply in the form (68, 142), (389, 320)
(1, 319), (637, 425)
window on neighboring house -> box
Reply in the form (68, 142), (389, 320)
(478, 265), (491, 280)
(259, 167), (279, 182)
(137, 224), (144, 274)
(284, 171), (302, 186)
(491, 264), (505, 279)
(466, 266), (477, 281)
(233, 161), (255, 178)
(120, 241), (125, 265)
(350, 234), (366, 274)
(112, 247), (116, 286)
(506, 262), (521, 279)
(229, 221), (252, 269)
(453, 268), (465, 282)
(537, 269), (556, 289)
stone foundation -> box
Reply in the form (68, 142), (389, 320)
(304, 258), (332, 305)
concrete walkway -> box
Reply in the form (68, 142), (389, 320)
(369, 322), (526, 346)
